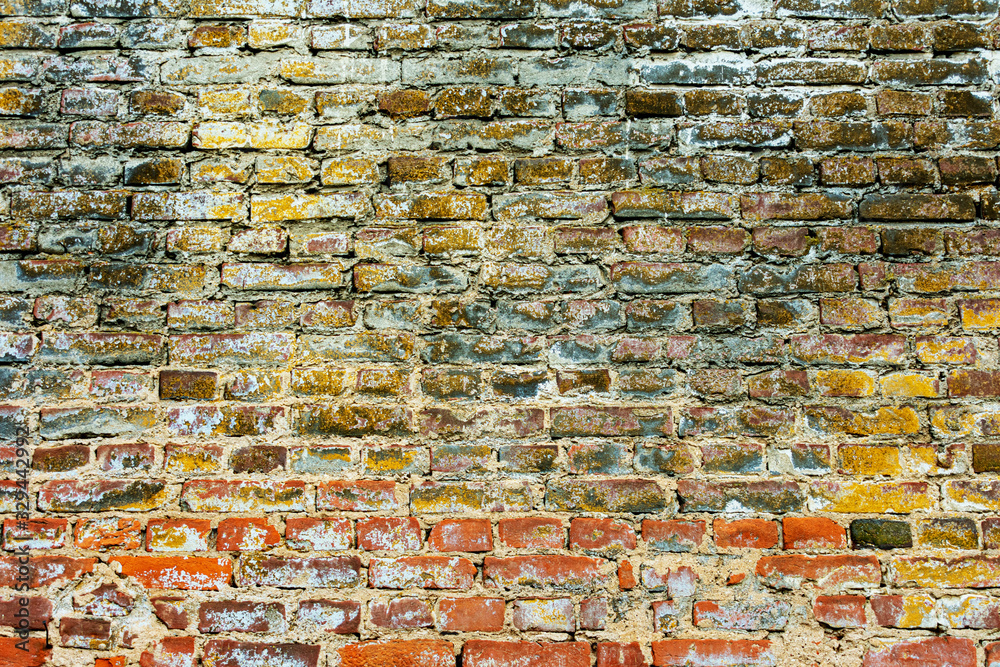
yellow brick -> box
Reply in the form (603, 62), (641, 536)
(198, 88), (252, 117)
(486, 225), (549, 259)
(250, 121), (313, 149)
(882, 594), (937, 628)
(251, 193), (369, 223)
(423, 225), (482, 255)
(455, 156), (509, 187)
(815, 369), (876, 397)
(930, 406), (976, 439)
(248, 20), (303, 48)
(193, 121), (249, 149)
(291, 369), (352, 396)
(960, 299), (1000, 330)
(354, 228), (419, 260)
(166, 226), (227, 253)
(315, 87), (376, 115)
(0, 20), (54, 49)
(943, 480), (1000, 511)
(321, 158), (381, 185)
(314, 124), (389, 151)
(908, 445), (938, 474)
(808, 405), (921, 436)
(888, 297), (949, 328)
(256, 155), (315, 184)
(839, 445), (901, 476)
(890, 556), (1000, 589)
(811, 481), (933, 513)
(376, 24), (436, 49)
(915, 337), (978, 364)
(881, 372), (939, 398)
(191, 159), (251, 184)
(820, 297), (884, 329)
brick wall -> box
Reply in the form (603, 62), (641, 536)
(4, 0), (1000, 664)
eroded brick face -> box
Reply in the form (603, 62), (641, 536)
(6, 0), (1000, 664)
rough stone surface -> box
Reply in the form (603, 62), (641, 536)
(4, 1), (1000, 666)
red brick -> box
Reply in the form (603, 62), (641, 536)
(111, 556), (232, 590)
(0, 556), (96, 588)
(198, 601), (285, 633)
(217, 518), (281, 551)
(338, 640), (455, 667)
(203, 640), (319, 667)
(782, 517), (847, 549)
(463, 641), (590, 667)
(814, 595), (866, 628)
(598, 642), (648, 667)
(652, 640), (774, 667)
(569, 518), (637, 552)
(151, 597), (188, 629)
(863, 637), (974, 667)
(714, 519), (778, 549)
(0, 597), (51, 630)
(317, 481), (399, 512)
(2, 518), (67, 550)
(439, 597), (505, 632)
(642, 520), (705, 552)
(285, 517), (352, 551)
(618, 560), (637, 590)
(140, 638), (196, 667)
(371, 597), (433, 629)
(428, 519), (492, 552)
(755, 555), (881, 589)
(369, 556), (476, 589)
(296, 599), (360, 634)
(357, 517), (422, 551)
(60, 616), (111, 649)
(498, 518), (565, 549)
(0, 638), (50, 667)
(484, 555), (605, 590)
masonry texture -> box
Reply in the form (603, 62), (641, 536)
(5, 0), (1000, 665)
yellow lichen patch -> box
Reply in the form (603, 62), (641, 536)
(364, 447), (424, 474)
(815, 369), (877, 397)
(811, 482), (932, 513)
(193, 121), (250, 149)
(838, 445), (901, 476)
(808, 406), (921, 436)
(321, 158), (381, 186)
(250, 121), (313, 150)
(915, 337), (977, 364)
(960, 299), (1000, 330)
(891, 594), (938, 628)
(198, 88), (251, 117)
(943, 481), (1000, 511)
(164, 447), (222, 474)
(930, 406), (976, 438)
(423, 226), (482, 255)
(480, 262), (550, 290)
(314, 124), (389, 151)
(890, 556), (1000, 588)
(881, 372), (938, 398)
(257, 156), (315, 184)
